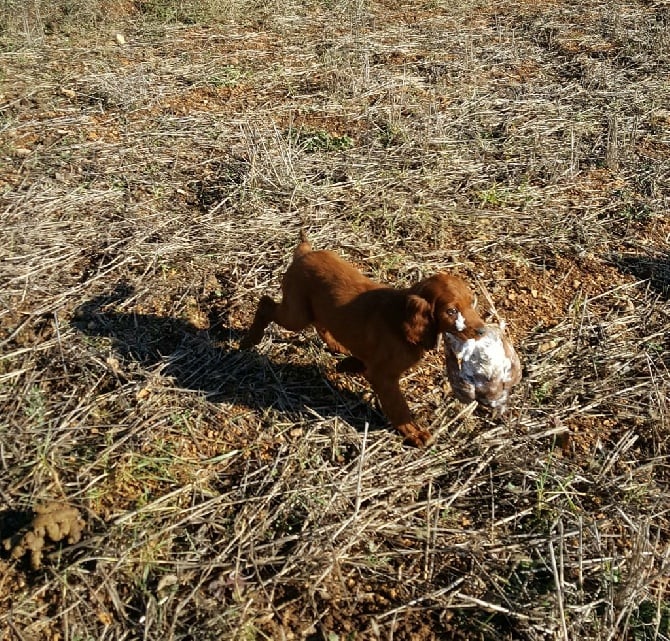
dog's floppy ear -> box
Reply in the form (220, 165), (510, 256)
(403, 295), (438, 349)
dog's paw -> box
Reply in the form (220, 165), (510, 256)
(398, 423), (432, 448)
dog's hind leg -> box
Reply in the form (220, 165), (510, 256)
(240, 295), (278, 348)
(241, 289), (313, 348)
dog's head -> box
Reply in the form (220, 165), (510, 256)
(411, 273), (486, 344)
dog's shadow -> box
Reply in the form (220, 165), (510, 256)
(73, 284), (385, 431)
(612, 251), (670, 299)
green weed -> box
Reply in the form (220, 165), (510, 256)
(289, 128), (353, 153)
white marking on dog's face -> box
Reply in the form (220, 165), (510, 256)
(455, 311), (466, 332)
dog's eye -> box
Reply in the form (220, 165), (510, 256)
(446, 308), (458, 317)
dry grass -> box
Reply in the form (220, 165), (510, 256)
(1, 0), (669, 639)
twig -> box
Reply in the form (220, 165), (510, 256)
(549, 520), (569, 641)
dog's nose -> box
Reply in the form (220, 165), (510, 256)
(476, 327), (486, 337)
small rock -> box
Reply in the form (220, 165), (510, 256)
(136, 387), (150, 400)
(157, 574), (179, 594)
(617, 298), (635, 313)
(106, 356), (122, 374)
(538, 339), (558, 354)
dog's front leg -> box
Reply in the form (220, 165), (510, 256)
(366, 372), (431, 447)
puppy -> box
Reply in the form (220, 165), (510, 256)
(241, 233), (485, 446)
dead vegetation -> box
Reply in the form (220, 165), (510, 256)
(0, 0), (669, 639)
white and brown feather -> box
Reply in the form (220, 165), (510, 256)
(444, 324), (521, 413)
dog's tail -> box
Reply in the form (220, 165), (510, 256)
(294, 228), (312, 259)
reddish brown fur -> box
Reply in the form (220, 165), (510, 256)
(240, 235), (485, 446)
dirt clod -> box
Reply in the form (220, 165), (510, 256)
(2, 503), (85, 570)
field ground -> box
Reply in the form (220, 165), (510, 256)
(1, 0), (669, 639)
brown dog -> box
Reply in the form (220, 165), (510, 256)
(241, 233), (485, 446)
